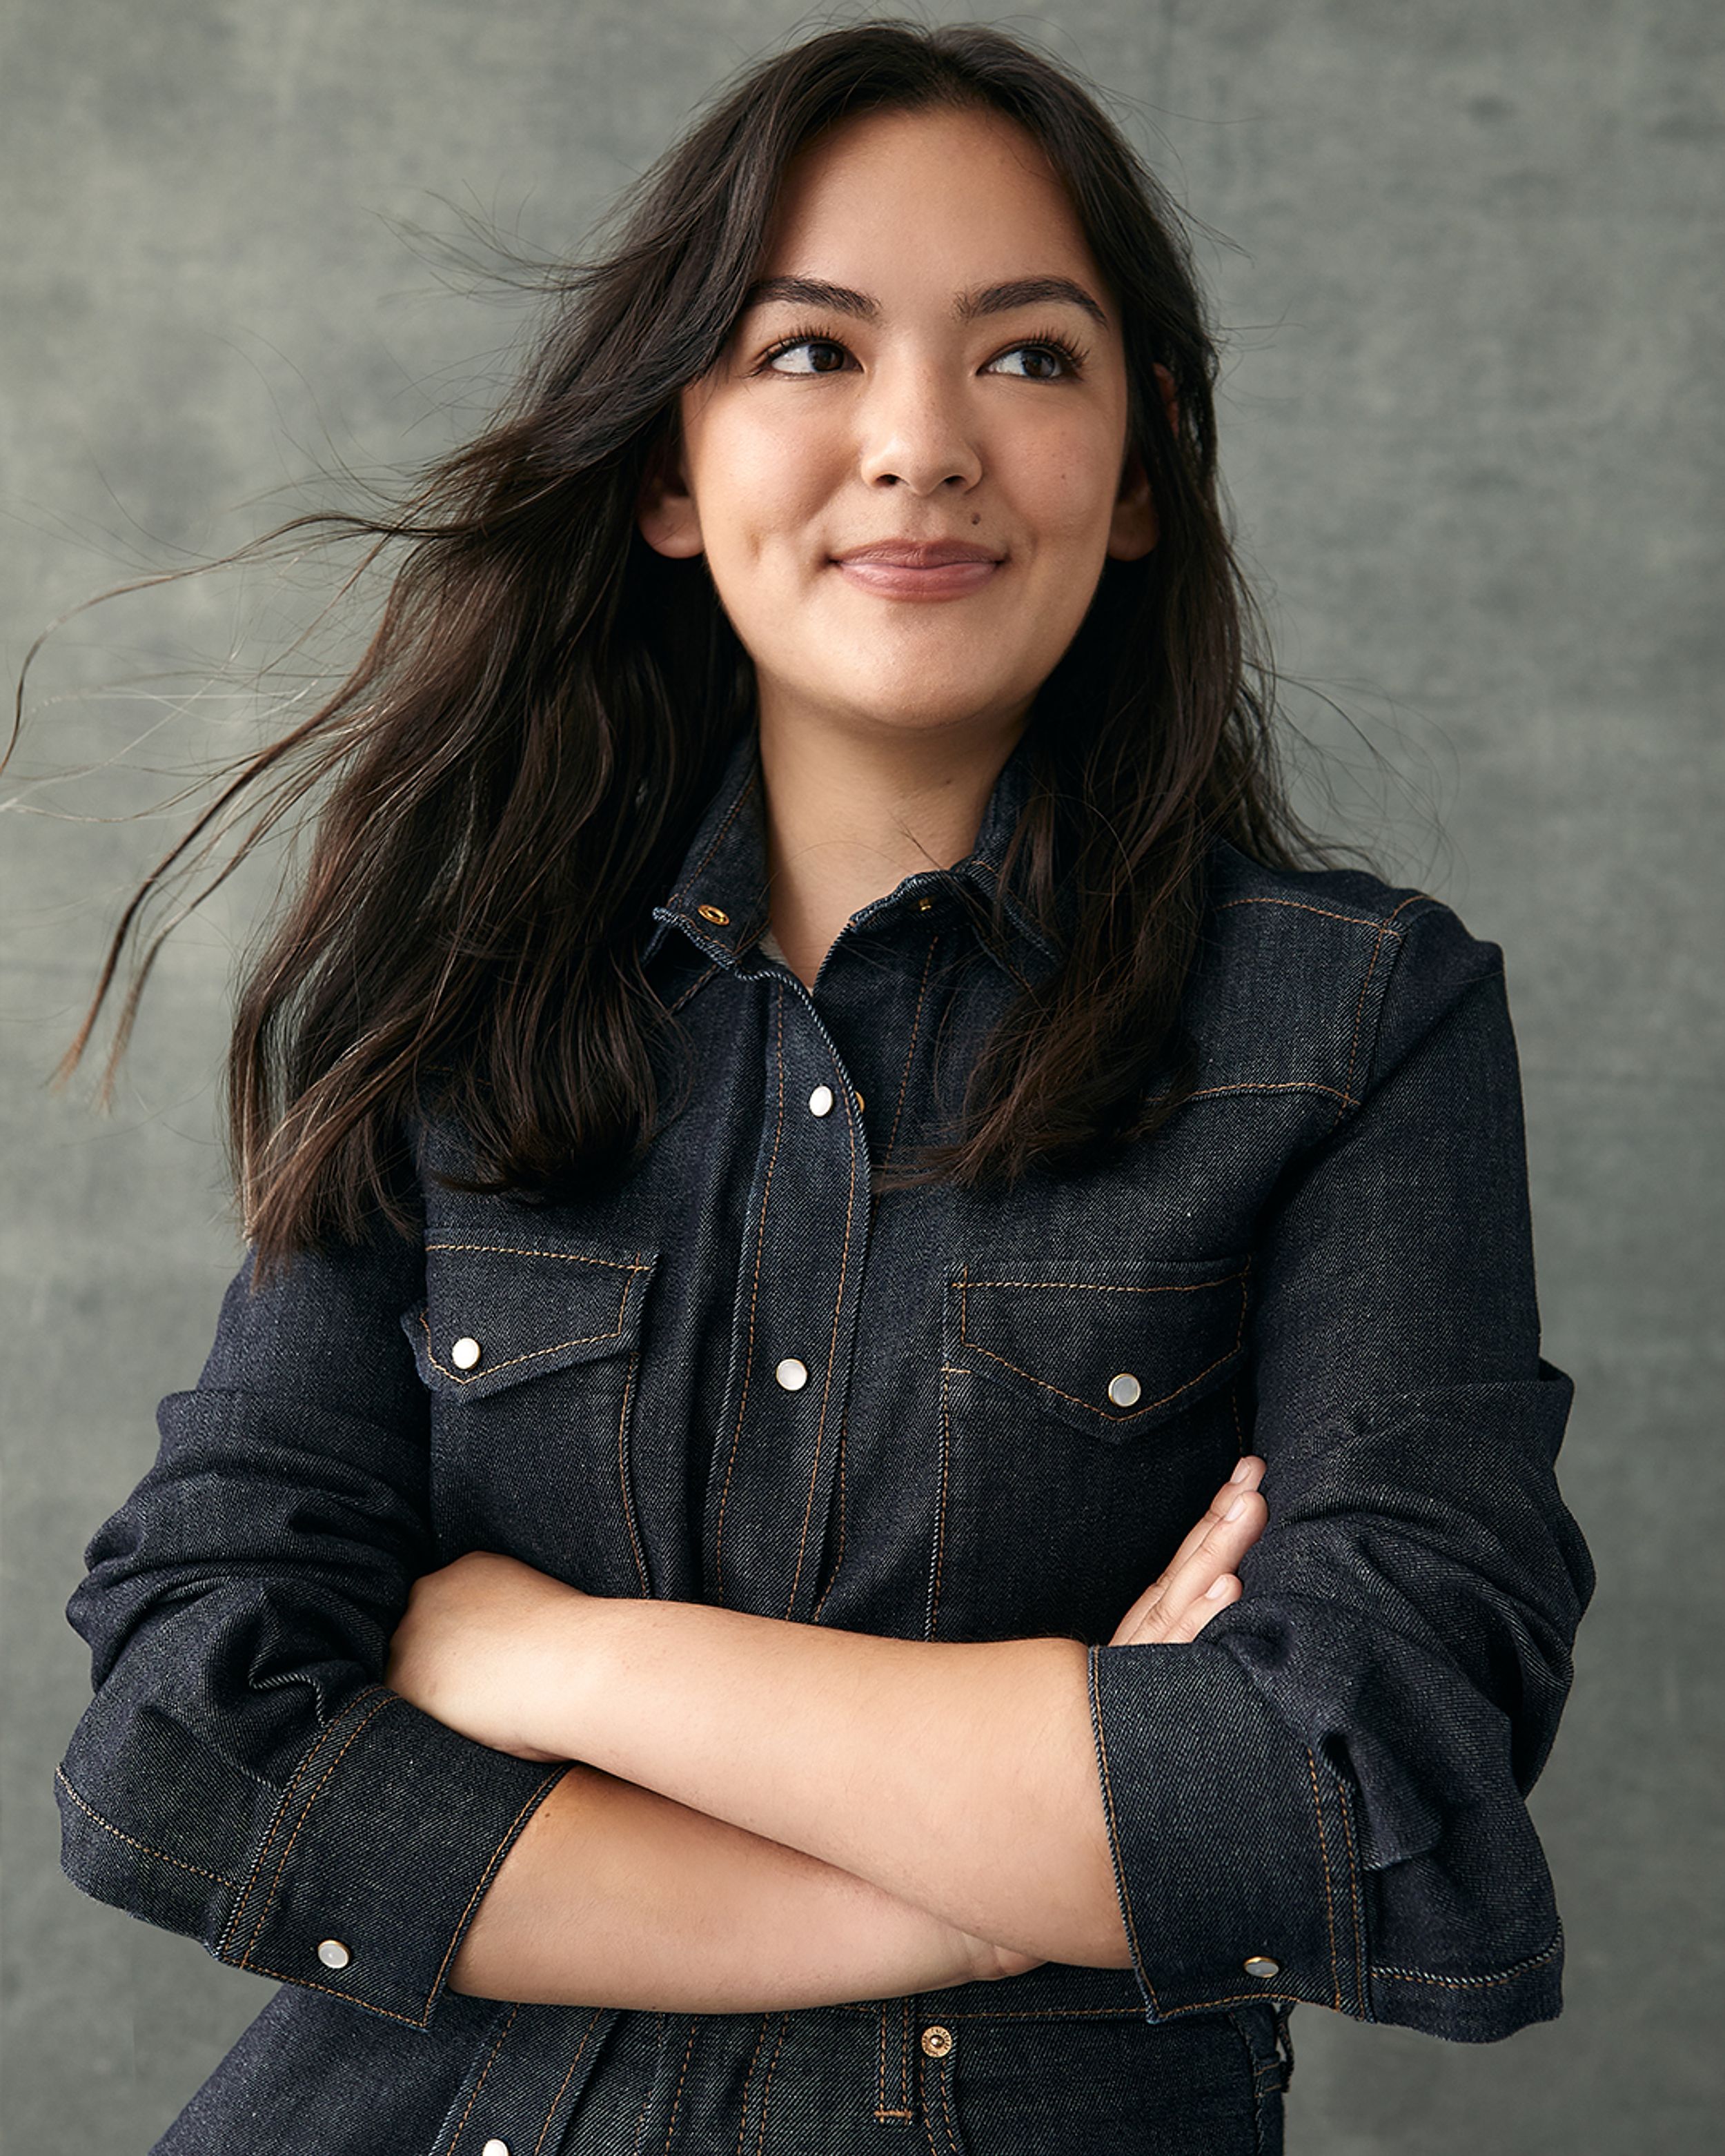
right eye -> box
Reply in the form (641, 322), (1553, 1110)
(760, 335), (853, 375)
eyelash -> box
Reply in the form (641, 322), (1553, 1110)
(755, 321), (1090, 381)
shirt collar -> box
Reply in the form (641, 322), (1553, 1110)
(643, 726), (1065, 978)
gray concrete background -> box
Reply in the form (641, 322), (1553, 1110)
(3, 3), (1719, 2148)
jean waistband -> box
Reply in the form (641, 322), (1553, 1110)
(831, 1959), (1150, 2019)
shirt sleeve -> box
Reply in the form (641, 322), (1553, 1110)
(55, 1208), (569, 2030)
(1085, 898), (1595, 2043)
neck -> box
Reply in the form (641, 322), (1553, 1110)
(756, 702), (1026, 991)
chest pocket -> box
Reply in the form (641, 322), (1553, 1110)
(947, 1254), (1250, 1442)
(404, 1238), (656, 1403)
(402, 1236), (660, 1583)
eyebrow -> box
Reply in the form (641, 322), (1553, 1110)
(740, 273), (1110, 331)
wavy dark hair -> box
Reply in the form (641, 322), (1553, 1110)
(33, 17), (1330, 1268)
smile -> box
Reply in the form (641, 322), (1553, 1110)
(829, 546), (1005, 602)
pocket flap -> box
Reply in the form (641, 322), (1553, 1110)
(950, 1254), (1250, 1438)
(403, 1238), (657, 1402)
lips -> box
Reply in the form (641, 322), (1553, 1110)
(833, 540), (1003, 566)
(829, 538), (1005, 601)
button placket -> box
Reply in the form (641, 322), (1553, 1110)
(703, 979), (869, 1622)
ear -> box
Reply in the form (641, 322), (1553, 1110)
(1107, 447), (1158, 561)
(1106, 365), (1179, 563)
(636, 423), (704, 560)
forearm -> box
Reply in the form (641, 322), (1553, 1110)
(449, 1759), (1007, 2012)
(551, 1604), (1129, 1969)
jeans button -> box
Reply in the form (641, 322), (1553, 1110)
(920, 2024), (954, 2058)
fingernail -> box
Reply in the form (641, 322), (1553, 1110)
(1230, 1458), (1252, 1484)
(1206, 1575), (1232, 1599)
(1224, 1494), (1247, 1522)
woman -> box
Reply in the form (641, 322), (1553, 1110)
(49, 21), (1593, 2155)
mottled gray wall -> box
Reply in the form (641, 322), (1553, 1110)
(2, 2), (1718, 2150)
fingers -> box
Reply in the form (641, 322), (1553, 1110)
(1109, 1457), (1268, 1647)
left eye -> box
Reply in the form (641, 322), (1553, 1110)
(984, 344), (1075, 382)
(765, 339), (851, 375)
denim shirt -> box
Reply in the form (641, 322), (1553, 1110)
(57, 726), (1594, 2152)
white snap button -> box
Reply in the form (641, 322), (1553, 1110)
(1243, 1955), (1281, 1979)
(775, 1358), (809, 1392)
(808, 1085), (835, 1118)
(451, 1336), (482, 1371)
(920, 2024), (954, 2057)
(317, 1939), (351, 1970)
(1107, 1372), (1142, 1408)
(481, 2141), (511, 2156)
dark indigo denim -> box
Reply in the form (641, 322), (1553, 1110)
(57, 727), (1593, 2154)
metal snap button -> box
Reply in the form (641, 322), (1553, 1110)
(808, 1085), (835, 1118)
(451, 1337), (482, 1372)
(1243, 1955), (1281, 1979)
(696, 903), (729, 925)
(916, 896), (934, 911)
(317, 1939), (351, 1970)
(920, 2024), (954, 2057)
(775, 1358), (809, 1392)
(1107, 1372), (1142, 1407)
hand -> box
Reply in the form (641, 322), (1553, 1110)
(1106, 1456), (1268, 1647)
(385, 1549), (589, 1761)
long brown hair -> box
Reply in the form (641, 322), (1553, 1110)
(35, 18), (1331, 1267)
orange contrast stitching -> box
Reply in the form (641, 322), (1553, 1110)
(1159, 1988), (1302, 2015)
(784, 1010), (861, 1616)
(615, 1350), (650, 1598)
(240, 1692), (399, 1964)
(926, 1361), (954, 1640)
(424, 1243), (651, 1267)
(419, 1253), (647, 1385)
(1214, 897), (1408, 933)
(956, 1269), (1249, 1423)
(1306, 1749), (1343, 2012)
(533, 2008), (608, 2155)
(715, 986), (787, 1601)
(735, 2015), (775, 2156)
(55, 1768), (238, 1888)
(751, 2014), (791, 2156)
(882, 933), (940, 1174)
(445, 2004), (520, 2151)
(1088, 1650), (1155, 2012)
(671, 765), (759, 900)
(220, 1683), (385, 1955)
(1334, 1778), (1368, 2018)
(235, 1964), (433, 2026)
(426, 1771), (569, 2007)
(1334, 892), (1428, 1129)
(932, 2048), (964, 2156)
(668, 962), (722, 1013)
(661, 2017), (700, 2154)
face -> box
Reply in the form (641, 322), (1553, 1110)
(637, 102), (1159, 753)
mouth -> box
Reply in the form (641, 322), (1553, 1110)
(829, 539), (1005, 601)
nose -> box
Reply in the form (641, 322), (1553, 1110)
(856, 359), (982, 494)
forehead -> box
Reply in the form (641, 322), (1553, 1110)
(757, 103), (1107, 297)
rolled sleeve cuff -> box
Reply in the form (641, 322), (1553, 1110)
(213, 1685), (568, 2029)
(1087, 1641), (1369, 2024)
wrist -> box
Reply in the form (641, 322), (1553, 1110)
(526, 1586), (633, 1761)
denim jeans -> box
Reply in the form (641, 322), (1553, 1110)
(59, 726), (1591, 2151)
(154, 1990), (1294, 2155)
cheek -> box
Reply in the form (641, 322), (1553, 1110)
(1007, 415), (1130, 540)
(700, 411), (837, 562)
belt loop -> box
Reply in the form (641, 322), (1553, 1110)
(873, 1999), (916, 2127)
